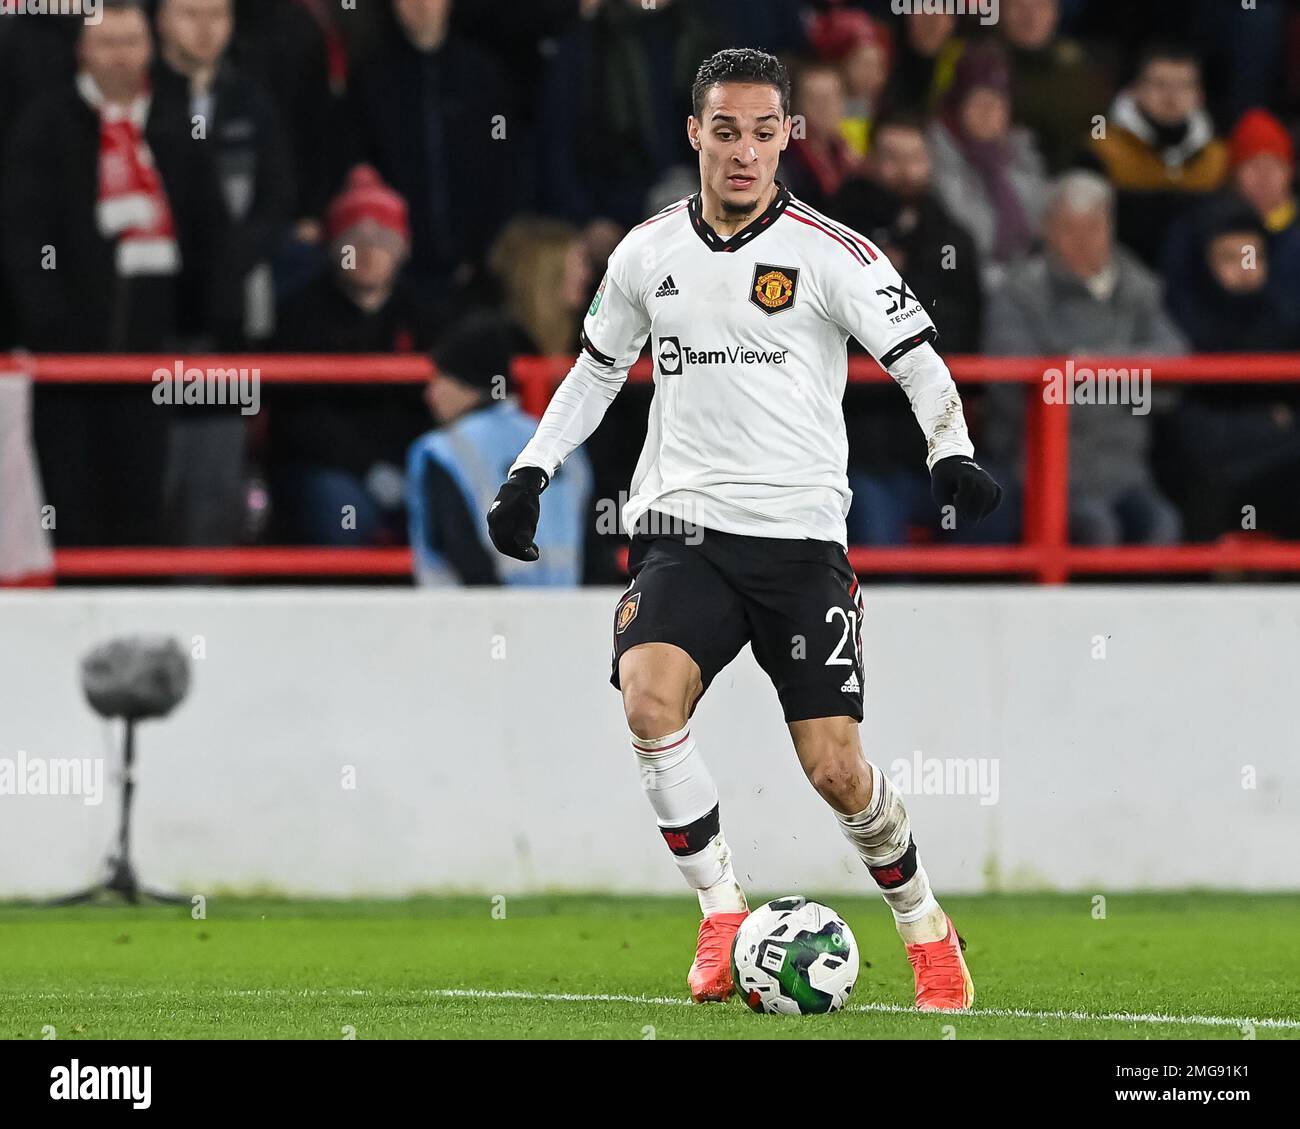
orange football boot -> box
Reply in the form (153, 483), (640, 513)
(688, 911), (748, 1003)
(904, 915), (974, 1010)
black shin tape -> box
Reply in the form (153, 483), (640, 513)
(868, 836), (918, 889)
(659, 804), (720, 856)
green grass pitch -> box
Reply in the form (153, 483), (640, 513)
(2, 893), (1297, 1040)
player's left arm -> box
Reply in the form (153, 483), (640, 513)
(826, 251), (1003, 524)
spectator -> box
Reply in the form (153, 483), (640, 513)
(487, 214), (647, 584)
(537, 0), (721, 226)
(345, 0), (520, 295)
(288, 0), (356, 96)
(701, 0), (807, 56)
(407, 314), (592, 586)
(268, 167), (435, 546)
(1226, 111), (1300, 304)
(578, 219), (626, 289)
(1163, 201), (1300, 539)
(0, 10), (82, 350)
(1087, 44), (1228, 268)
(999, 0), (1113, 173)
(486, 217), (593, 357)
(1165, 110), (1300, 315)
(230, 0), (336, 229)
(983, 171), (1187, 546)
(781, 63), (866, 213)
(480, 214), (613, 580)
(835, 111), (984, 352)
(1060, 0), (1286, 124)
(927, 41), (1048, 284)
(891, 9), (964, 113)
(482, 213), (656, 583)
(155, 0), (298, 546)
(0, 11), (81, 159)
(1, 0), (224, 547)
(808, 7), (893, 157)
(451, 0), (601, 135)
(830, 111), (989, 549)
(1184, 0), (1288, 127)
(153, 0), (292, 347)
(1166, 202), (1298, 354)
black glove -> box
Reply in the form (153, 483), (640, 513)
(930, 455), (1003, 525)
(487, 466), (549, 561)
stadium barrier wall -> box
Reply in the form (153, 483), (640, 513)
(1, 587), (1295, 898)
(5, 352), (1300, 583)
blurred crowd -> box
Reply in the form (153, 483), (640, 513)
(2, 0), (1300, 583)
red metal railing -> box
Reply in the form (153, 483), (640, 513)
(6, 351), (1300, 584)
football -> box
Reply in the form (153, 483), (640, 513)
(731, 896), (859, 1015)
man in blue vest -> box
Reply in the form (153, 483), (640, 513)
(407, 313), (592, 586)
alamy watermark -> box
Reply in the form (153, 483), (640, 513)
(891, 0), (999, 26)
(50, 1061), (150, 1109)
(596, 492), (703, 546)
(889, 750), (999, 806)
(0, 751), (103, 806)
(1042, 360), (1151, 416)
(152, 362), (260, 416)
(0, 0), (101, 24)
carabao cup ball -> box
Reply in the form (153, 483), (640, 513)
(731, 896), (859, 1015)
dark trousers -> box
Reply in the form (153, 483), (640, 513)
(34, 386), (169, 547)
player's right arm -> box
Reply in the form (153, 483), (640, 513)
(823, 242), (1002, 525)
(487, 246), (651, 562)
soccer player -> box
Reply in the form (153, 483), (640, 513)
(487, 49), (1001, 1009)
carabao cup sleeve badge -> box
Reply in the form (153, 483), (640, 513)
(588, 274), (609, 318)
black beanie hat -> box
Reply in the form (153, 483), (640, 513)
(432, 312), (517, 396)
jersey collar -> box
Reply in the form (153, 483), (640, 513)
(688, 180), (791, 253)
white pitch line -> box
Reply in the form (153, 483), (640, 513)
(428, 989), (1300, 1030)
(843, 1001), (1300, 1030)
(429, 988), (690, 1007)
(6, 986), (1297, 1030)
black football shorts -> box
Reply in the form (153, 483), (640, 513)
(609, 523), (865, 723)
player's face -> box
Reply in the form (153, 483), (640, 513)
(690, 83), (791, 216)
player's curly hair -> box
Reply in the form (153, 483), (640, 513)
(691, 48), (791, 120)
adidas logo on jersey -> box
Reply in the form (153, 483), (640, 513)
(654, 275), (679, 298)
(840, 671), (861, 694)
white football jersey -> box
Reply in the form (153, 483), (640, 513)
(511, 183), (974, 547)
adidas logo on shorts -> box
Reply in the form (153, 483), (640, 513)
(654, 275), (679, 298)
(840, 671), (861, 694)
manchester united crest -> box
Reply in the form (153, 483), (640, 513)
(615, 591), (641, 635)
(749, 264), (799, 315)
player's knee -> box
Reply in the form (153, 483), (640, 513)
(623, 685), (688, 741)
(807, 760), (862, 809)
(804, 735), (869, 810)
(620, 646), (699, 739)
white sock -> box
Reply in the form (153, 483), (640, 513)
(835, 762), (947, 943)
(632, 724), (747, 916)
